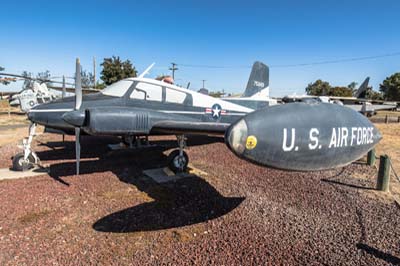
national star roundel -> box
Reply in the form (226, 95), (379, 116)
(205, 103), (225, 119)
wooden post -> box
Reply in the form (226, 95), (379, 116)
(377, 155), (391, 191)
(398, 116), (400, 123)
(385, 115), (389, 124)
(367, 149), (375, 166)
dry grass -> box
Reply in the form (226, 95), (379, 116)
(0, 113), (29, 126)
(0, 113), (43, 147)
(0, 100), (10, 108)
(18, 209), (51, 224)
(375, 123), (400, 196)
(375, 110), (400, 118)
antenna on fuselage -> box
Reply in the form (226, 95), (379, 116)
(138, 63), (155, 78)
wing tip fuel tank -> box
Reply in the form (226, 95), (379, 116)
(226, 102), (382, 171)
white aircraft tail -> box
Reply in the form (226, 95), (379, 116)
(249, 87), (270, 99)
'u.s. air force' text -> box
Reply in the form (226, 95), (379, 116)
(282, 127), (374, 152)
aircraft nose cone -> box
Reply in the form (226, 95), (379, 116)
(27, 108), (48, 125)
(226, 119), (248, 155)
(62, 110), (86, 127)
(27, 110), (35, 121)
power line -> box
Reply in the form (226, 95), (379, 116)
(179, 63), (249, 69)
(177, 51), (400, 69)
(271, 51), (400, 68)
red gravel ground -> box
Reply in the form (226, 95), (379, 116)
(0, 133), (399, 265)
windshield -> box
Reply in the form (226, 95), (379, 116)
(101, 80), (134, 97)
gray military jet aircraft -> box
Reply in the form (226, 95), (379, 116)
(15, 59), (382, 174)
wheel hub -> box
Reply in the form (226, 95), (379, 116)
(173, 155), (186, 169)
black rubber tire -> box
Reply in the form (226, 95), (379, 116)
(12, 152), (35, 171)
(167, 150), (189, 173)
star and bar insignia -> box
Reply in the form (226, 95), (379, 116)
(205, 104), (226, 119)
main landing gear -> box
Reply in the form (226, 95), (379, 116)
(12, 123), (40, 171)
(167, 135), (189, 173)
(121, 135), (150, 148)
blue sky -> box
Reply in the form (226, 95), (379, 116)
(1, 0), (400, 96)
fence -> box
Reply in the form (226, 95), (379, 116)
(370, 115), (400, 124)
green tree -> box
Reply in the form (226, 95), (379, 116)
(0, 66), (16, 85)
(80, 70), (94, 88)
(21, 71), (52, 89)
(21, 71), (34, 89)
(95, 81), (106, 90)
(37, 70), (51, 81)
(100, 56), (137, 85)
(37, 70), (53, 87)
(209, 91), (224, 98)
(380, 73), (400, 101)
(305, 80), (331, 96)
(329, 86), (353, 97)
(365, 89), (383, 100)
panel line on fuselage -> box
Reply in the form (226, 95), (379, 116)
(28, 108), (74, 113)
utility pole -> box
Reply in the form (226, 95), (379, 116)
(202, 79), (206, 88)
(169, 63), (178, 80)
(62, 75), (66, 98)
(93, 57), (96, 89)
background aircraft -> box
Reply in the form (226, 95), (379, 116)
(0, 72), (98, 112)
(13, 59), (381, 176)
(282, 78), (397, 115)
(223, 61), (278, 109)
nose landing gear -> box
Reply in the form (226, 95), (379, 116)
(12, 123), (40, 171)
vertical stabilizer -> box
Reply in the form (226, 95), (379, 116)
(242, 61), (269, 97)
(354, 77), (370, 98)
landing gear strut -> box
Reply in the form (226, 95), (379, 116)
(12, 123), (40, 171)
(168, 135), (189, 173)
(121, 135), (150, 148)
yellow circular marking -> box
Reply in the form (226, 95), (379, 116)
(245, 135), (257, 150)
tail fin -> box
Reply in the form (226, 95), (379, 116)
(353, 77), (370, 98)
(242, 61), (269, 98)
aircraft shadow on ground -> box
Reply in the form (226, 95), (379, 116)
(36, 135), (223, 161)
(40, 135), (243, 232)
(93, 174), (244, 233)
(356, 243), (400, 265)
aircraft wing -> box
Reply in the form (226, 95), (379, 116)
(345, 104), (397, 112)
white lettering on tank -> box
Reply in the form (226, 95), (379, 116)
(340, 127), (348, 147)
(283, 128), (296, 152)
(351, 127), (357, 146)
(369, 127), (374, 144)
(329, 128), (337, 148)
(362, 127), (367, 144)
(309, 128), (319, 150)
(357, 128), (362, 145)
(337, 127), (341, 147)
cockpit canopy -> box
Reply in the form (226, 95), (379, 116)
(101, 78), (193, 106)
